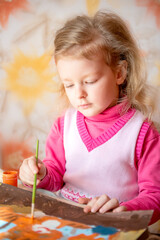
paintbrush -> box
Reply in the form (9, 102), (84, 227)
(31, 139), (39, 219)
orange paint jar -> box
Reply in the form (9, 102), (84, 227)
(3, 171), (18, 187)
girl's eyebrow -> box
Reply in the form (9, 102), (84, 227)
(62, 72), (101, 82)
(83, 72), (101, 78)
(62, 78), (72, 82)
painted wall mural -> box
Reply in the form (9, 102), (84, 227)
(0, 0), (160, 171)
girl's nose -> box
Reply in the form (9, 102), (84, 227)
(76, 84), (87, 99)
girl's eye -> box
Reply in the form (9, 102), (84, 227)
(64, 84), (74, 88)
(85, 80), (97, 84)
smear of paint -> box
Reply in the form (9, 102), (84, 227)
(0, 220), (16, 233)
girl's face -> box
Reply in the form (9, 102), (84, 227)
(57, 55), (125, 117)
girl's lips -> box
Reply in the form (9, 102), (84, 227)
(78, 103), (91, 109)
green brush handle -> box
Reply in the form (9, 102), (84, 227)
(32, 139), (39, 204)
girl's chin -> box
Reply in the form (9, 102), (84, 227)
(78, 109), (102, 117)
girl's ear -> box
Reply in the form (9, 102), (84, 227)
(116, 60), (128, 85)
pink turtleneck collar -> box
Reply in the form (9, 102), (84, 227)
(84, 102), (128, 122)
(76, 102), (136, 151)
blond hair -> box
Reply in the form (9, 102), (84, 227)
(53, 10), (158, 122)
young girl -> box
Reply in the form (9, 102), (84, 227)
(19, 10), (160, 224)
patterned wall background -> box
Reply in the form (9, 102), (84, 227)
(0, 0), (160, 171)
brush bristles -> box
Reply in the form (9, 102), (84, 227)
(31, 203), (35, 219)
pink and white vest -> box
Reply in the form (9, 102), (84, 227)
(61, 108), (144, 203)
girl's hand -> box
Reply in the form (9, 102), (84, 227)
(19, 156), (46, 186)
(78, 194), (127, 213)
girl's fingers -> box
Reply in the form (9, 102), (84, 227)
(78, 198), (92, 213)
(19, 157), (40, 185)
(81, 195), (121, 214)
(99, 198), (119, 213)
(19, 160), (32, 181)
(19, 170), (35, 185)
(37, 162), (46, 180)
(27, 156), (39, 174)
(36, 178), (41, 185)
(84, 194), (110, 213)
(90, 194), (110, 213)
(83, 197), (98, 213)
(113, 205), (127, 213)
(78, 198), (90, 204)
